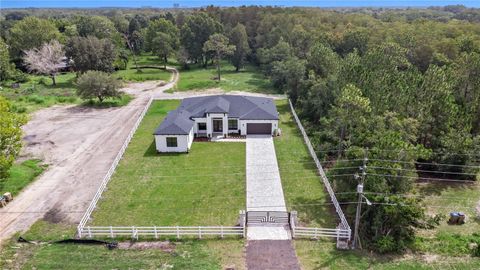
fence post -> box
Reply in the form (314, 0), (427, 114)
(198, 226), (202, 239)
(221, 226), (224, 238)
(239, 210), (246, 238)
(77, 225), (82, 238)
(176, 226), (180, 238)
(314, 227), (319, 239)
(290, 211), (297, 238)
(88, 226), (92, 238)
(154, 226), (158, 239)
(110, 226), (113, 238)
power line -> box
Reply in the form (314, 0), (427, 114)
(366, 173), (476, 183)
(368, 166), (478, 176)
(368, 158), (480, 169)
(314, 148), (480, 158)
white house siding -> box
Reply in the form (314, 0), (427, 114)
(192, 117), (207, 136)
(239, 120), (278, 135)
(206, 113), (228, 137)
(155, 128), (194, 153)
(187, 128), (194, 148)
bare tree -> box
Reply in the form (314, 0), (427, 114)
(23, 40), (65, 85)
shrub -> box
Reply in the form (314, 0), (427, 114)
(12, 70), (28, 83)
(11, 104), (27, 113)
(27, 95), (45, 104)
(38, 77), (48, 85)
(76, 71), (122, 103)
(375, 235), (397, 253)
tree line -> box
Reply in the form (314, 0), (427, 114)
(1, 6), (480, 252)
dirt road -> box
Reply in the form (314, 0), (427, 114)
(0, 67), (284, 245)
(0, 68), (178, 245)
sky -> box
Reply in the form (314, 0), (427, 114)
(1, 0), (479, 8)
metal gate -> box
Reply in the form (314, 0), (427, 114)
(246, 211), (290, 225)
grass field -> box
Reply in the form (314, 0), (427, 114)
(0, 54), (171, 112)
(274, 100), (333, 227)
(1, 72), (80, 113)
(294, 240), (480, 270)
(114, 54), (172, 82)
(174, 63), (275, 93)
(0, 159), (46, 196)
(90, 100), (246, 226)
(0, 221), (245, 270)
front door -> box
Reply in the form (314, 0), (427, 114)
(213, 119), (223, 132)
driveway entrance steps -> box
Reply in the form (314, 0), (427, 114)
(246, 135), (290, 240)
(246, 240), (301, 270)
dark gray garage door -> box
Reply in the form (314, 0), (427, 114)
(247, 123), (272, 134)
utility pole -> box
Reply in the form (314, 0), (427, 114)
(352, 149), (368, 249)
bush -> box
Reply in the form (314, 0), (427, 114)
(375, 235), (397, 253)
(76, 71), (122, 103)
(27, 95), (45, 104)
(38, 77), (48, 85)
(473, 241), (480, 257)
(12, 70), (28, 83)
(11, 104), (27, 113)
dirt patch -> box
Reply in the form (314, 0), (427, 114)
(117, 241), (175, 252)
(246, 240), (300, 270)
(156, 87), (286, 100)
(43, 206), (65, 224)
(0, 68), (179, 244)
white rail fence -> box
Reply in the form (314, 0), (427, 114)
(288, 99), (352, 241)
(77, 97), (154, 237)
(80, 226), (244, 239)
(293, 227), (351, 239)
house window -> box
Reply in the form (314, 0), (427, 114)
(228, 119), (238, 130)
(198, 123), (206, 131)
(166, 137), (177, 147)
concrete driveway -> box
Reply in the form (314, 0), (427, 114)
(246, 135), (287, 212)
(246, 135), (290, 240)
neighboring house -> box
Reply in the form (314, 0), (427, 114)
(154, 95), (279, 153)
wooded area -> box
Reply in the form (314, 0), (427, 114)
(1, 5), (480, 254)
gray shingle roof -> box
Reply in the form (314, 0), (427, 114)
(153, 110), (194, 135)
(154, 95), (279, 135)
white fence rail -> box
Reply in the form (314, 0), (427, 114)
(79, 226), (244, 239)
(77, 97), (154, 237)
(293, 227), (351, 239)
(288, 99), (351, 240)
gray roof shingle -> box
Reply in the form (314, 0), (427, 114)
(154, 95), (279, 135)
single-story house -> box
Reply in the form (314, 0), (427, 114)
(153, 95), (279, 153)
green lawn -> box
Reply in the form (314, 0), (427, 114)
(114, 67), (172, 82)
(114, 54), (172, 82)
(412, 181), (480, 256)
(274, 100), (332, 227)
(294, 240), (480, 270)
(0, 54), (170, 112)
(90, 100), (246, 226)
(0, 220), (245, 270)
(174, 63), (275, 93)
(0, 159), (46, 196)
(1, 72), (81, 113)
